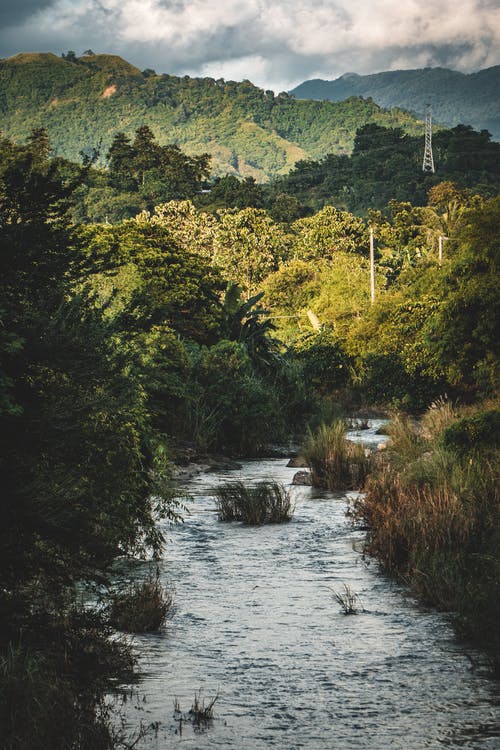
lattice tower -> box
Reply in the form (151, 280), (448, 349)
(422, 103), (435, 173)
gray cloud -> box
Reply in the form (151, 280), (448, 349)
(0, 0), (53, 27)
(0, 0), (499, 91)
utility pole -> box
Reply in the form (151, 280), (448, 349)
(438, 235), (449, 266)
(422, 103), (435, 173)
(369, 227), (375, 304)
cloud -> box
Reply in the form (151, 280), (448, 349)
(0, 0), (54, 27)
(1, 0), (499, 91)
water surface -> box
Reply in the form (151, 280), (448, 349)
(120, 422), (499, 749)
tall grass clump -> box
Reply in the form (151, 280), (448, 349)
(109, 568), (173, 633)
(302, 419), (370, 490)
(215, 481), (294, 525)
(332, 584), (361, 615)
(353, 403), (500, 666)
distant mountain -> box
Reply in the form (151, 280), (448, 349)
(290, 67), (500, 141)
(0, 52), (424, 181)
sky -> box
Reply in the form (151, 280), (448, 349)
(1, 0), (500, 92)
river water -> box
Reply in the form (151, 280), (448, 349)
(119, 422), (500, 749)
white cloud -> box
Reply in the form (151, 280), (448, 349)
(1, 0), (499, 90)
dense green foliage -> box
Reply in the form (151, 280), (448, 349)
(291, 65), (500, 140)
(29, 119), (497, 226)
(272, 124), (500, 213)
(0, 52), (422, 181)
(0, 134), (176, 747)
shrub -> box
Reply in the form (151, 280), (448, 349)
(357, 352), (441, 410)
(109, 569), (173, 633)
(215, 481), (294, 525)
(184, 340), (286, 455)
(441, 409), (500, 452)
(302, 420), (370, 489)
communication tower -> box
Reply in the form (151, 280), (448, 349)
(422, 103), (435, 173)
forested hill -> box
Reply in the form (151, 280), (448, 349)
(290, 66), (500, 141)
(0, 51), (423, 181)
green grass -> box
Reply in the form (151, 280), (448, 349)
(215, 481), (294, 525)
(302, 419), (370, 490)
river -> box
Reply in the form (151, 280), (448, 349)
(118, 421), (500, 749)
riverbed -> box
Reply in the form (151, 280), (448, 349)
(119, 422), (500, 749)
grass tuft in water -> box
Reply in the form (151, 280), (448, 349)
(174, 689), (219, 734)
(215, 480), (294, 525)
(302, 419), (370, 490)
(109, 568), (173, 633)
(189, 688), (218, 726)
(332, 583), (361, 615)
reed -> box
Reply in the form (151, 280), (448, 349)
(215, 481), (294, 525)
(109, 568), (173, 633)
(189, 688), (218, 726)
(353, 403), (500, 662)
(420, 396), (456, 440)
(302, 420), (370, 490)
(332, 584), (361, 615)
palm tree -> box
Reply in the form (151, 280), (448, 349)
(222, 282), (282, 369)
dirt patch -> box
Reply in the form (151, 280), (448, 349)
(100, 84), (116, 99)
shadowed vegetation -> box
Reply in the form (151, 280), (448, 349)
(109, 569), (173, 633)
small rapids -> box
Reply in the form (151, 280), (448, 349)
(118, 421), (499, 749)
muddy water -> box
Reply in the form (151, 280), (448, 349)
(121, 422), (499, 749)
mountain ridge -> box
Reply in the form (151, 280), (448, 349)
(0, 51), (424, 181)
(290, 66), (500, 140)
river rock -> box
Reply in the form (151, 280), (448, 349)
(292, 470), (313, 486)
(287, 454), (307, 468)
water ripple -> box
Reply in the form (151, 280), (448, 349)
(118, 424), (499, 749)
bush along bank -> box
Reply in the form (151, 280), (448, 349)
(351, 401), (500, 671)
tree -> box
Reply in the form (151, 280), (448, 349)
(80, 219), (225, 344)
(427, 180), (476, 236)
(0, 136), (171, 594)
(222, 283), (281, 369)
(106, 132), (135, 188)
(0, 133), (183, 746)
(212, 208), (290, 296)
(292, 205), (367, 261)
(26, 127), (52, 164)
(61, 50), (78, 63)
(132, 125), (161, 187)
(423, 197), (500, 394)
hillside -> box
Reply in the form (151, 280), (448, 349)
(0, 52), (423, 180)
(290, 67), (500, 141)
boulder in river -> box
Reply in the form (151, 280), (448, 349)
(287, 454), (308, 468)
(292, 470), (313, 486)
